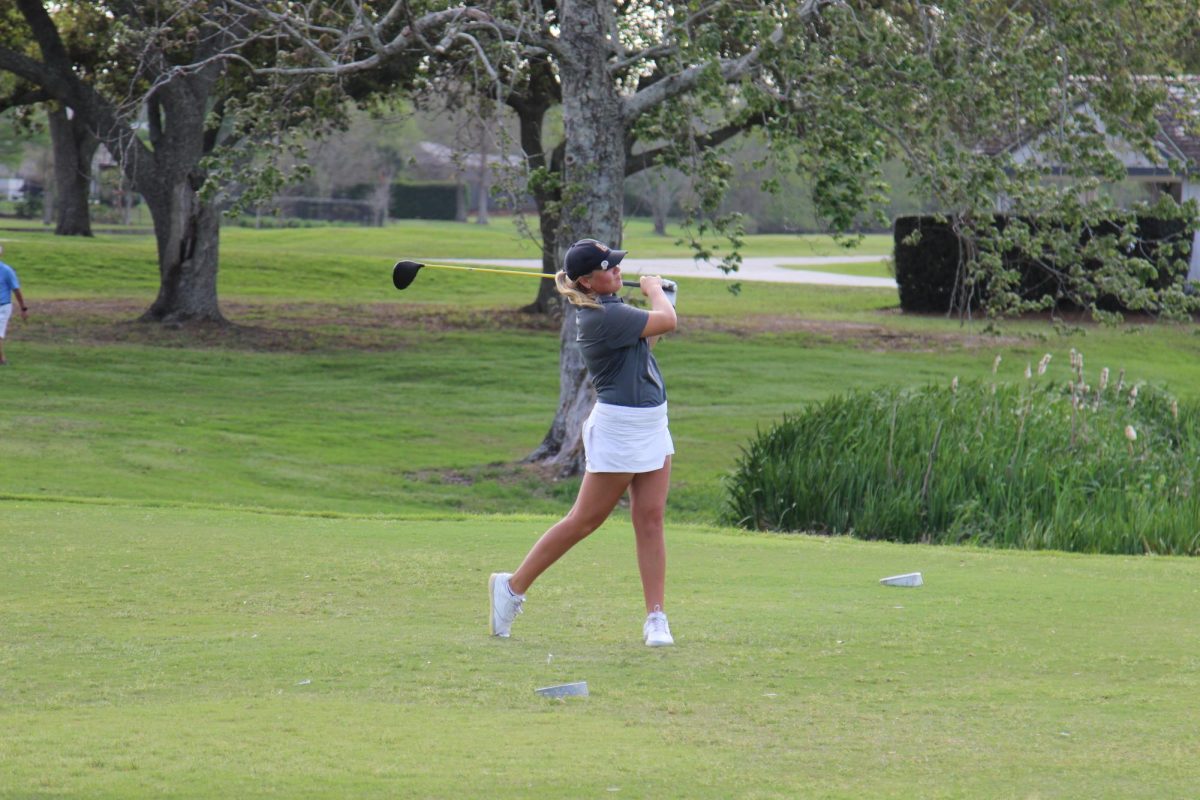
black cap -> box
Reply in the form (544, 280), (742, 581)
(564, 238), (627, 280)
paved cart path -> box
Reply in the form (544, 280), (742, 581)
(443, 255), (898, 288)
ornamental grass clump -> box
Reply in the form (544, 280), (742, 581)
(724, 352), (1200, 555)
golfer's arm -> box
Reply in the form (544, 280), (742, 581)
(640, 291), (676, 341)
(13, 288), (25, 310)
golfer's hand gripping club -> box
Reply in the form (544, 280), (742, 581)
(635, 275), (678, 307)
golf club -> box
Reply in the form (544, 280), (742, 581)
(392, 260), (677, 294)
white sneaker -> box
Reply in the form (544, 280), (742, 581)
(643, 608), (674, 647)
(489, 572), (524, 638)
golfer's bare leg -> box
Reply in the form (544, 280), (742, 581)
(629, 456), (671, 613)
(508, 470), (632, 595)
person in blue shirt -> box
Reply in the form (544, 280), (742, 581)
(489, 239), (679, 647)
(0, 245), (29, 366)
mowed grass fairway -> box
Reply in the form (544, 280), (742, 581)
(3, 219), (1200, 797)
(6, 501), (1200, 798)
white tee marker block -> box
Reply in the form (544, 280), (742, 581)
(535, 681), (589, 698)
(880, 572), (923, 587)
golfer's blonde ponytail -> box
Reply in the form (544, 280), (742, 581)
(555, 271), (601, 308)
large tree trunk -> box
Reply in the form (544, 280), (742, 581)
(526, 0), (628, 475)
(47, 104), (97, 237)
(139, 182), (224, 324)
(652, 200), (668, 236)
(133, 73), (227, 325)
(652, 179), (671, 236)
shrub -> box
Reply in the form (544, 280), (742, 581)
(390, 181), (460, 220)
(893, 214), (1194, 315)
(724, 353), (1200, 555)
(893, 215), (964, 312)
(13, 195), (43, 219)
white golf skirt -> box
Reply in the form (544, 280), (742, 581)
(583, 401), (674, 474)
(0, 303), (10, 337)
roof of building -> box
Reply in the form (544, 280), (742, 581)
(1154, 78), (1200, 169)
(413, 141), (522, 170)
(984, 76), (1200, 176)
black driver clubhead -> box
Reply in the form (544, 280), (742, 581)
(392, 260), (425, 290)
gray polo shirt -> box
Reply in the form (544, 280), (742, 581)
(576, 294), (666, 408)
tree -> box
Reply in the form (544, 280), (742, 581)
(270, 104), (410, 223)
(42, 3), (118, 237)
(232, 1), (788, 472)
(0, 1), (240, 320)
(392, 48), (565, 311)
(189, 2), (1200, 472)
(0, 94), (98, 236)
(627, 165), (689, 235)
(0, 5), (108, 236)
(0, 1), (347, 323)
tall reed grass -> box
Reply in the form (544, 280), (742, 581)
(724, 352), (1200, 554)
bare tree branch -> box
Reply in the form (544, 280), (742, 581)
(225, 3), (560, 76)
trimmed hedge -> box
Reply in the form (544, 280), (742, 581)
(390, 181), (461, 220)
(893, 216), (963, 312)
(894, 214), (1194, 313)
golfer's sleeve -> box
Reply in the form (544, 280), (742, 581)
(604, 304), (650, 349)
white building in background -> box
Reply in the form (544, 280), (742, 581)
(988, 78), (1200, 281)
(0, 176), (24, 201)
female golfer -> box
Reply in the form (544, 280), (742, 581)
(490, 238), (678, 646)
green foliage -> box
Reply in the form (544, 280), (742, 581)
(786, 2), (1200, 321)
(893, 212), (1198, 318)
(12, 193), (42, 219)
(242, 2), (1195, 314)
(0, 108), (43, 168)
(726, 352), (1200, 554)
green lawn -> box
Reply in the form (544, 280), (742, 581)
(1, 220), (1199, 798)
(7, 314), (1200, 521)
(0, 217), (891, 298)
(4, 501), (1199, 798)
(4, 219), (1200, 519)
(235, 215), (825, 260)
